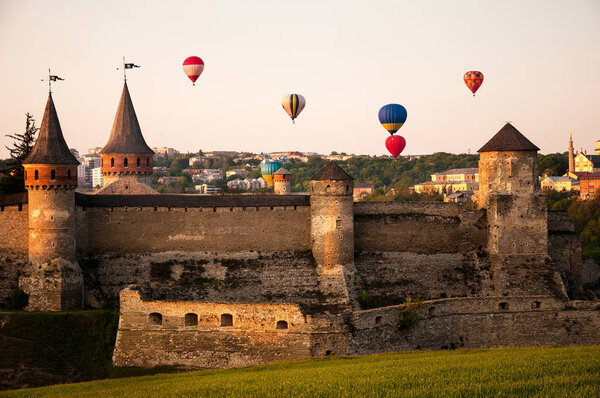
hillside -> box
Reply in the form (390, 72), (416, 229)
(3, 346), (599, 397)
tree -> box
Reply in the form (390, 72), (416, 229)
(1, 113), (38, 194)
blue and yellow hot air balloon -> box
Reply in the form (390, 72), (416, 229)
(282, 94), (306, 123)
(378, 104), (407, 135)
(261, 160), (283, 187)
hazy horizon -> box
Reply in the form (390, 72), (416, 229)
(1, 0), (599, 159)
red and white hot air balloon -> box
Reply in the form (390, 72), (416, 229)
(182, 56), (204, 86)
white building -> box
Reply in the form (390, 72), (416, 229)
(195, 184), (222, 194)
(226, 169), (248, 178)
(91, 167), (104, 188)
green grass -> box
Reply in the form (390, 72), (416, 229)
(3, 346), (599, 397)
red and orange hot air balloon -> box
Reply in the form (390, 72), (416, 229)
(385, 135), (406, 159)
(183, 56), (204, 86)
(464, 71), (484, 96)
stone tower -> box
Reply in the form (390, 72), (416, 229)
(273, 167), (291, 195)
(99, 82), (154, 189)
(568, 133), (575, 174)
(20, 93), (84, 310)
(309, 162), (355, 308)
(477, 123), (565, 297)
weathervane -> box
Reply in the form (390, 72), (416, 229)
(41, 68), (64, 94)
(117, 56), (140, 81)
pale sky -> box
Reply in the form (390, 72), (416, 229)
(1, 0), (599, 158)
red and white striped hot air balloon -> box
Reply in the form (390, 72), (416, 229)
(182, 56), (204, 86)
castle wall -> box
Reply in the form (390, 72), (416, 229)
(354, 202), (486, 253)
(547, 211), (582, 289)
(354, 252), (494, 305)
(0, 203), (28, 256)
(114, 293), (600, 369)
(77, 205), (310, 255)
(0, 203), (28, 302)
(348, 297), (600, 354)
(113, 289), (315, 368)
(80, 251), (336, 309)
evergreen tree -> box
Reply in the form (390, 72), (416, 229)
(1, 113), (38, 194)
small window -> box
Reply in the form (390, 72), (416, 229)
(336, 220), (342, 229)
(137, 157), (141, 167)
(124, 158), (128, 168)
(146, 158), (150, 167)
(532, 301), (541, 309)
(18, 204), (22, 211)
(67, 169), (71, 180)
(375, 316), (382, 324)
(221, 313), (233, 327)
(101, 158), (104, 167)
(149, 313), (163, 325)
(185, 313), (198, 327)
(51, 169), (56, 180)
(24, 170), (27, 180)
(499, 302), (509, 310)
(35, 170), (39, 180)
(276, 320), (288, 330)
(111, 158), (115, 168)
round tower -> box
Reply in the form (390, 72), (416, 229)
(20, 93), (83, 310)
(309, 162), (355, 309)
(273, 167), (291, 195)
(100, 82), (154, 186)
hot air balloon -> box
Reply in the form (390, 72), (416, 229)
(282, 94), (306, 123)
(464, 71), (484, 96)
(385, 135), (406, 159)
(378, 104), (407, 135)
(261, 160), (282, 187)
(183, 56), (204, 86)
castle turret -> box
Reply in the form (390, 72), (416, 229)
(20, 93), (83, 310)
(309, 162), (355, 308)
(477, 123), (565, 297)
(99, 82), (154, 188)
(273, 167), (291, 194)
(569, 133), (575, 173)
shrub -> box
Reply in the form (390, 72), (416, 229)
(6, 288), (29, 310)
(357, 292), (374, 309)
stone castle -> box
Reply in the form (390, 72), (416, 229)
(0, 84), (598, 369)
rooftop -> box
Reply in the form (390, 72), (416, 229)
(478, 123), (540, 153)
(434, 168), (479, 176)
(310, 162), (353, 181)
(23, 94), (79, 165)
(99, 82), (154, 155)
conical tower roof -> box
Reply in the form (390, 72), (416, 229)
(100, 82), (154, 155)
(23, 93), (79, 165)
(310, 162), (353, 181)
(478, 123), (539, 153)
(273, 167), (291, 175)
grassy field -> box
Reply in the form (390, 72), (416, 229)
(2, 346), (599, 397)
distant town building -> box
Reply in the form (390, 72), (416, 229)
(226, 169), (249, 178)
(580, 173), (600, 199)
(413, 168), (479, 194)
(195, 184), (222, 194)
(540, 176), (580, 192)
(227, 178), (268, 190)
(353, 183), (375, 201)
(157, 176), (185, 186)
(574, 152), (600, 173)
(431, 168), (479, 182)
(153, 147), (175, 159)
(444, 191), (474, 203)
(91, 167), (104, 188)
(88, 147), (103, 154)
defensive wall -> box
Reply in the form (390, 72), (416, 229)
(113, 289), (600, 369)
(0, 192), (583, 306)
